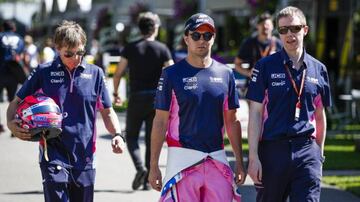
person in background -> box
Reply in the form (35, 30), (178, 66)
(24, 35), (40, 71)
(148, 13), (245, 201)
(0, 20), (26, 135)
(41, 37), (56, 63)
(246, 6), (331, 202)
(7, 20), (125, 202)
(113, 11), (173, 190)
(0, 20), (25, 102)
(234, 12), (282, 79)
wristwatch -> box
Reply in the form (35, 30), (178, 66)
(114, 132), (126, 142)
(113, 92), (118, 97)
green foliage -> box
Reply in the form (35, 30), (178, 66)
(323, 176), (360, 197)
(225, 135), (360, 170)
(0, 0), (37, 2)
(323, 137), (360, 170)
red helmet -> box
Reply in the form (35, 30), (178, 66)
(16, 94), (62, 141)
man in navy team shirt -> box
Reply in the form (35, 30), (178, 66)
(148, 13), (246, 201)
(7, 20), (125, 202)
(246, 6), (332, 202)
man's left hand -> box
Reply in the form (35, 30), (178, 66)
(235, 161), (247, 185)
(111, 135), (125, 154)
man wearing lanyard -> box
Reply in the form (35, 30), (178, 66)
(246, 6), (331, 202)
(234, 12), (282, 79)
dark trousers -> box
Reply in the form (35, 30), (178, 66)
(43, 181), (94, 202)
(256, 137), (324, 202)
(40, 164), (95, 202)
(126, 93), (155, 172)
(0, 74), (18, 101)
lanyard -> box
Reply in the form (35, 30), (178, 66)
(284, 62), (306, 121)
(258, 38), (275, 58)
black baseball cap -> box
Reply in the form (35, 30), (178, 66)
(184, 13), (215, 33)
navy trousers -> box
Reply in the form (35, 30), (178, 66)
(256, 137), (324, 202)
(40, 163), (95, 202)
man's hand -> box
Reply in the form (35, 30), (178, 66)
(234, 161), (247, 185)
(149, 165), (162, 191)
(7, 119), (31, 140)
(111, 135), (125, 154)
(248, 156), (262, 184)
(113, 95), (123, 107)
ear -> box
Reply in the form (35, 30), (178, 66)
(303, 25), (309, 36)
(183, 35), (189, 45)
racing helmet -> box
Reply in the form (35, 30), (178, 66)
(16, 94), (62, 141)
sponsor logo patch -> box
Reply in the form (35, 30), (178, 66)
(271, 73), (286, 79)
(50, 71), (64, 77)
(80, 73), (92, 79)
(183, 77), (198, 90)
(306, 76), (319, 84)
(209, 77), (223, 83)
(51, 78), (64, 84)
(271, 81), (286, 86)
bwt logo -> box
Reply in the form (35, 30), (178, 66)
(50, 71), (64, 77)
(271, 73), (286, 79)
(196, 18), (209, 23)
(183, 77), (197, 83)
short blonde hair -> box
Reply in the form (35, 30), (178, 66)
(54, 20), (87, 49)
(276, 6), (307, 26)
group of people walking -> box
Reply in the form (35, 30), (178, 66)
(4, 5), (331, 202)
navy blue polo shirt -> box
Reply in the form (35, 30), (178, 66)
(246, 49), (332, 140)
(17, 57), (112, 170)
(155, 59), (239, 152)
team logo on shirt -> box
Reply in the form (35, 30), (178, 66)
(51, 78), (64, 83)
(306, 76), (319, 84)
(27, 69), (36, 80)
(271, 73), (286, 79)
(1, 35), (20, 48)
(183, 77), (198, 90)
(272, 81), (286, 86)
(209, 77), (223, 83)
(80, 73), (93, 79)
(157, 78), (164, 91)
(102, 75), (109, 89)
(50, 71), (64, 77)
(251, 68), (259, 82)
(270, 73), (286, 86)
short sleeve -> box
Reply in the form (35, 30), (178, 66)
(155, 70), (172, 111)
(246, 60), (267, 103)
(225, 70), (240, 110)
(320, 65), (332, 107)
(161, 45), (173, 62)
(98, 68), (112, 109)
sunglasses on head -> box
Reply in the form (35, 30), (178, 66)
(63, 50), (86, 58)
(277, 25), (305, 35)
(189, 32), (214, 41)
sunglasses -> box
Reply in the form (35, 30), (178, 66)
(189, 32), (214, 41)
(63, 50), (86, 58)
(277, 25), (305, 35)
